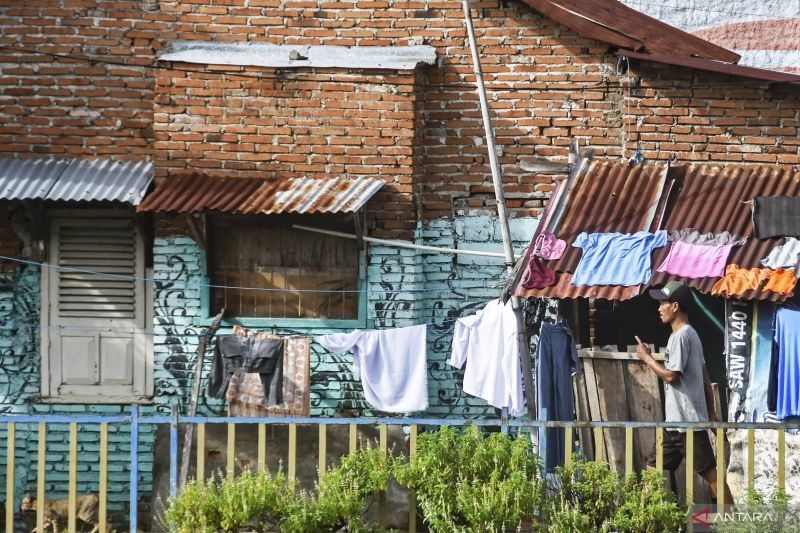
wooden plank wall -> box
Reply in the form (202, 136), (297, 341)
(573, 350), (719, 502)
(574, 356), (661, 471)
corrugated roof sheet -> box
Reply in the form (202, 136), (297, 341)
(514, 160), (800, 302)
(516, 159), (669, 301)
(48, 159), (154, 204)
(548, 160), (669, 274)
(157, 42), (437, 70)
(137, 174), (386, 215)
(650, 164), (800, 301)
(0, 157), (154, 205)
(0, 158), (70, 200)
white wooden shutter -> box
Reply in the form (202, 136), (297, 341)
(57, 223), (137, 319)
(43, 213), (148, 400)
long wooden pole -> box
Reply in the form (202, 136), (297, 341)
(462, 0), (537, 421)
(179, 308), (225, 488)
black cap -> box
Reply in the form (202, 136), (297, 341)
(648, 281), (692, 309)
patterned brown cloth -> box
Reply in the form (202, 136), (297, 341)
(225, 325), (310, 417)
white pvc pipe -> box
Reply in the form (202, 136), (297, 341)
(292, 224), (510, 258)
(462, 0), (516, 269)
(462, 0), (537, 423)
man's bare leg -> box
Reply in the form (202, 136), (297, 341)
(701, 468), (735, 505)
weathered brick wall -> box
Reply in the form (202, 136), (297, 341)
(0, 0), (158, 158)
(625, 63), (800, 166)
(153, 67), (423, 237)
(3, 1), (800, 214)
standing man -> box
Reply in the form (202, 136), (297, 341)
(636, 281), (733, 504)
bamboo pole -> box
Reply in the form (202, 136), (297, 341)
(462, 0), (536, 422)
(179, 308), (225, 488)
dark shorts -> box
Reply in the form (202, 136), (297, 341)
(645, 429), (716, 475)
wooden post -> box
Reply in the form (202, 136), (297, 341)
(179, 308), (225, 489)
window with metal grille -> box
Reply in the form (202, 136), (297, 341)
(208, 216), (361, 320)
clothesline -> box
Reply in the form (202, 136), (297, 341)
(0, 254), (507, 295)
(0, 312), (476, 337)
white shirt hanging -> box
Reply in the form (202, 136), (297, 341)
(315, 325), (428, 413)
(448, 299), (525, 417)
(762, 237), (800, 270)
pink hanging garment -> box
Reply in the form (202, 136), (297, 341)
(533, 231), (567, 261)
(656, 240), (736, 279)
(521, 256), (556, 289)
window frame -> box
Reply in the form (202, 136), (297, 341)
(39, 208), (154, 403)
(197, 215), (368, 329)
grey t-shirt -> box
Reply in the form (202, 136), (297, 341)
(664, 325), (709, 429)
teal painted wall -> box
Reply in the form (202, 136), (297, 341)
(152, 214), (537, 419)
(0, 266), (157, 527)
(0, 213), (538, 527)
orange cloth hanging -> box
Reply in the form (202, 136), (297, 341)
(711, 265), (770, 297)
(711, 265), (797, 298)
(763, 268), (797, 296)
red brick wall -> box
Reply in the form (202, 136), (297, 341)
(0, 0), (160, 159)
(1, 0), (799, 233)
(626, 63), (800, 166)
(152, 66), (422, 236)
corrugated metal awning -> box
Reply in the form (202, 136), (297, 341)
(514, 160), (800, 302)
(137, 174), (386, 215)
(515, 159), (670, 301)
(0, 157), (154, 205)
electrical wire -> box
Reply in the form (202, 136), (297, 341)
(0, 310), (471, 337)
(0, 254), (510, 295)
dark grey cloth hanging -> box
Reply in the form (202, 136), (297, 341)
(753, 196), (800, 239)
(207, 335), (285, 405)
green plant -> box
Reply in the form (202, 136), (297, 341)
(549, 459), (620, 530)
(546, 460), (683, 533)
(715, 488), (800, 533)
(165, 428), (688, 533)
(164, 446), (392, 532)
(162, 476), (222, 533)
(603, 470), (684, 532)
(164, 469), (296, 533)
(393, 426), (544, 532)
(281, 446), (392, 532)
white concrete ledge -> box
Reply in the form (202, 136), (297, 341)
(157, 41), (437, 70)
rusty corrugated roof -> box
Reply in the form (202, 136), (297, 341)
(525, 271), (644, 301)
(137, 174), (385, 214)
(516, 159), (669, 301)
(514, 161), (800, 302)
(650, 164), (800, 302)
(549, 160), (669, 273)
